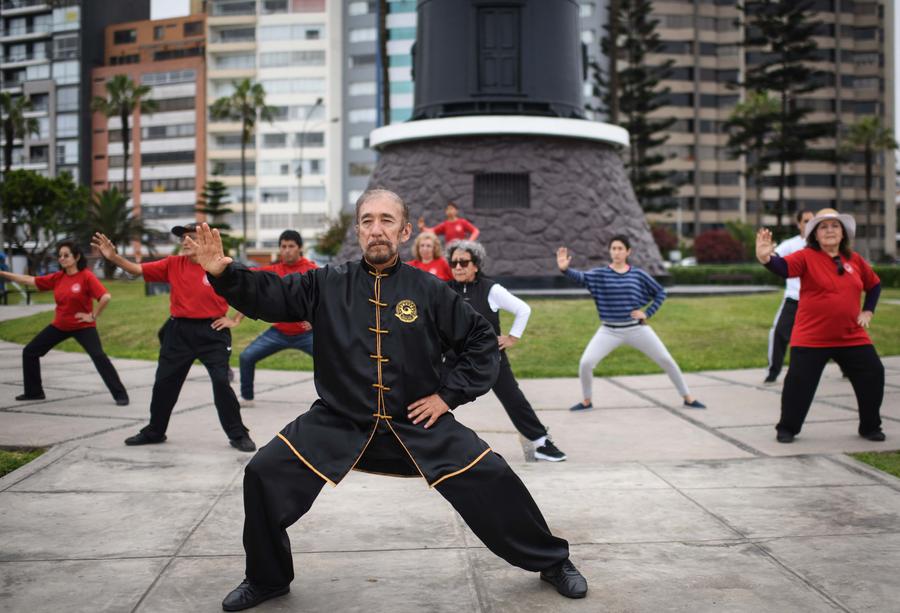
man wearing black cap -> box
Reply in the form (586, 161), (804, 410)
(91, 223), (256, 452)
(234, 229), (318, 404)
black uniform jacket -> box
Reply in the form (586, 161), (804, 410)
(209, 257), (500, 487)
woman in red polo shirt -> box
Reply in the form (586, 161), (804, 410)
(756, 208), (884, 444)
(0, 241), (128, 404)
(406, 231), (452, 281)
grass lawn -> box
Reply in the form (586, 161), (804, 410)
(851, 451), (900, 480)
(0, 448), (44, 478)
(0, 281), (897, 378)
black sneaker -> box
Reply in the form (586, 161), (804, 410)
(861, 430), (886, 442)
(125, 431), (167, 446)
(534, 439), (567, 462)
(540, 558), (588, 599)
(683, 399), (706, 409)
(115, 396), (130, 406)
(763, 374), (778, 385)
(15, 393), (45, 401)
(569, 401), (593, 411)
(230, 434), (257, 453)
(776, 429), (795, 443)
(222, 579), (289, 611)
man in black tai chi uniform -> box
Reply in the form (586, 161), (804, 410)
(189, 188), (588, 611)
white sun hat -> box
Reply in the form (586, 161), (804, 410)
(803, 208), (856, 239)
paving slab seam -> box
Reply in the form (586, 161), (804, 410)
(130, 457), (249, 613)
(0, 408), (142, 421)
(606, 378), (767, 457)
(448, 505), (493, 613)
(0, 442), (78, 492)
(712, 419), (858, 430)
(640, 463), (853, 613)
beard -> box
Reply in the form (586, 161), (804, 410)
(364, 240), (397, 265)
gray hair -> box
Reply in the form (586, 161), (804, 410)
(447, 239), (488, 272)
(354, 188), (409, 224)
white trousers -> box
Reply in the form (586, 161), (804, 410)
(579, 324), (691, 401)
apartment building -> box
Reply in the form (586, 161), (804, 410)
(0, 0), (149, 184)
(640, 0), (895, 258)
(90, 14), (207, 246)
(206, 0), (342, 252)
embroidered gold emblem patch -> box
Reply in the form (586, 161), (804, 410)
(395, 299), (418, 323)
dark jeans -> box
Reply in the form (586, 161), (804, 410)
(767, 298), (798, 379)
(494, 352), (548, 441)
(144, 318), (247, 439)
(779, 344), (884, 436)
(242, 428), (569, 587)
(239, 327), (314, 400)
(23, 324), (127, 400)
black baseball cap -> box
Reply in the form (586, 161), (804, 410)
(171, 222), (200, 237)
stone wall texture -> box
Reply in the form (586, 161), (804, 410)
(337, 135), (665, 278)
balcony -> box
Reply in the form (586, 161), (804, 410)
(0, 50), (49, 67)
(0, 0), (49, 15)
(0, 24), (52, 41)
(210, 0), (257, 16)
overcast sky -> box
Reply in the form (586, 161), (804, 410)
(151, 0), (189, 20)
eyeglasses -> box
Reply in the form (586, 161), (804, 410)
(450, 259), (472, 268)
(832, 256), (844, 276)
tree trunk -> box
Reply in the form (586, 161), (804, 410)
(240, 125), (248, 253)
(121, 108), (130, 199)
(864, 147), (873, 260)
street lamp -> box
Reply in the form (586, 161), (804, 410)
(296, 97), (323, 238)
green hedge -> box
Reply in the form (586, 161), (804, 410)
(669, 263), (900, 287)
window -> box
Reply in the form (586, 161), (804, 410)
(142, 70), (196, 86)
(113, 29), (136, 44)
(263, 0), (288, 13)
(56, 140), (78, 165)
(214, 53), (256, 70)
(154, 47), (204, 61)
(141, 178), (196, 192)
(53, 35), (79, 60)
(214, 27), (255, 43)
(110, 54), (140, 66)
(348, 108), (376, 123)
(155, 97), (196, 112)
(56, 114), (77, 138)
(52, 6), (80, 32)
(661, 14), (693, 28)
(260, 50), (325, 68)
(25, 63), (50, 80)
(213, 160), (254, 176)
(296, 132), (324, 146)
(142, 151), (195, 165)
(30, 93), (49, 112)
(37, 117), (50, 139)
(142, 124), (195, 139)
(261, 188), (290, 203)
(259, 24), (326, 41)
(211, 0), (257, 16)
(262, 133), (287, 148)
(349, 81), (376, 96)
(154, 25), (165, 40)
(579, 2), (595, 17)
(349, 28), (377, 43)
(580, 30), (595, 45)
(349, 135), (370, 150)
(260, 78), (325, 94)
(349, 2), (375, 15)
(349, 54), (376, 68)
(349, 163), (372, 176)
(474, 173), (530, 209)
(389, 27), (416, 40)
(184, 21), (203, 37)
(30, 145), (49, 163)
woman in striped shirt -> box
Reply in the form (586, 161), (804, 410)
(558, 235), (705, 411)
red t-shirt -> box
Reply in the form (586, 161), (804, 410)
(34, 269), (108, 331)
(406, 258), (452, 281)
(785, 248), (880, 348)
(142, 256), (229, 319)
(432, 218), (477, 244)
(257, 258), (318, 335)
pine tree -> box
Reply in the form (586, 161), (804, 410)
(593, 0), (679, 212)
(196, 180), (233, 231)
(739, 0), (836, 234)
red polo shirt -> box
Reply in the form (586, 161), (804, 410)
(406, 258), (452, 281)
(141, 256), (229, 319)
(257, 258), (318, 335)
(34, 269), (108, 331)
(432, 218), (477, 244)
(785, 248), (880, 348)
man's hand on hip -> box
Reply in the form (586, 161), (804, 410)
(407, 394), (450, 429)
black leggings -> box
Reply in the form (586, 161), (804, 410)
(779, 344), (884, 436)
(23, 324), (127, 400)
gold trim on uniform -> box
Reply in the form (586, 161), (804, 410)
(430, 448), (493, 488)
(394, 299), (418, 323)
(277, 433), (337, 487)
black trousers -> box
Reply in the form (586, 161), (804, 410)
(23, 324), (127, 400)
(494, 352), (548, 441)
(242, 427), (570, 588)
(767, 298), (798, 378)
(143, 318), (246, 439)
(779, 344), (884, 436)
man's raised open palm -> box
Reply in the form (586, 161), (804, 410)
(184, 223), (233, 277)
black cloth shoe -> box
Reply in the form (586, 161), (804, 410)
(540, 558), (588, 599)
(776, 429), (795, 443)
(222, 579), (289, 611)
(534, 439), (567, 462)
(124, 431), (167, 446)
(763, 374), (778, 385)
(229, 434), (257, 453)
(569, 401), (592, 411)
(16, 393), (45, 401)
(861, 430), (886, 442)
(115, 396), (129, 406)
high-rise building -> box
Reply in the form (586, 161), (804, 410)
(206, 0), (342, 253)
(90, 14), (207, 247)
(0, 0), (150, 184)
(603, 0), (895, 258)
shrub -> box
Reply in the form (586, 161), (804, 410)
(873, 265), (900, 288)
(725, 221), (757, 261)
(669, 264), (781, 285)
(651, 224), (678, 254)
(693, 229), (746, 263)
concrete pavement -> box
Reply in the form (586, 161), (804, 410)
(1, 336), (899, 613)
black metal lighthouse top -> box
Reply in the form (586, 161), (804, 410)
(412, 0), (586, 120)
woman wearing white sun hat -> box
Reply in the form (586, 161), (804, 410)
(756, 208), (885, 444)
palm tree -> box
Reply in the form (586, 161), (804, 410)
(1, 92), (41, 252)
(90, 75), (158, 200)
(725, 91), (780, 227)
(82, 187), (162, 278)
(841, 116), (898, 259)
(210, 79), (275, 251)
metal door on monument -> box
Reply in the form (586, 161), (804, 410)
(477, 7), (521, 94)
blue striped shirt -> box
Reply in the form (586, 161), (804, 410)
(564, 266), (666, 323)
